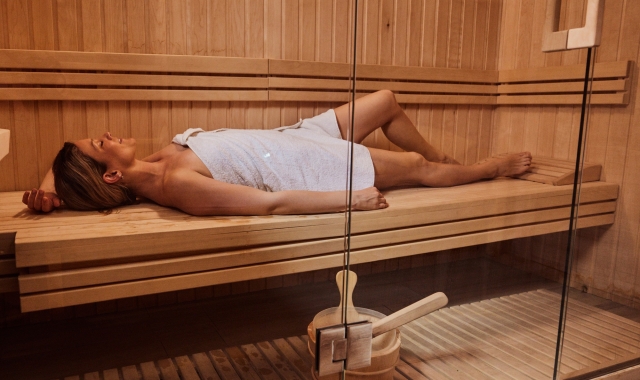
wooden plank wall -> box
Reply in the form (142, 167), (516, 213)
(0, 0), (501, 193)
(0, 0), (500, 323)
(488, 0), (640, 309)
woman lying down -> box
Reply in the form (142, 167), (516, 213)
(23, 90), (532, 216)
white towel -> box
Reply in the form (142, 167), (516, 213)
(172, 110), (375, 192)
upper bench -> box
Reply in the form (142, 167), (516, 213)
(0, 179), (618, 312)
(0, 49), (631, 105)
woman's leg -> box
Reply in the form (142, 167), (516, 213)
(369, 148), (532, 189)
(333, 90), (456, 163)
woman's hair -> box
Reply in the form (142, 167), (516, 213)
(52, 142), (136, 212)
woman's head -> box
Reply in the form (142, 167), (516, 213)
(52, 141), (136, 211)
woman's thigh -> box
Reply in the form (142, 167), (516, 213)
(368, 147), (428, 189)
(334, 90), (397, 143)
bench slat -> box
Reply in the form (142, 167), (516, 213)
(0, 71), (269, 88)
(498, 61), (630, 83)
(496, 93), (628, 105)
(498, 79), (627, 94)
(17, 201), (616, 294)
(0, 49), (269, 74)
(17, 213), (614, 312)
(269, 77), (497, 94)
(0, 88), (269, 101)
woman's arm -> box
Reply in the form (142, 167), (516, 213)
(166, 169), (388, 216)
(22, 168), (62, 212)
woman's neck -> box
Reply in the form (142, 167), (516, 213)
(121, 159), (167, 200)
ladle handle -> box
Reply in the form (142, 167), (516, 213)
(336, 270), (357, 309)
(371, 292), (448, 338)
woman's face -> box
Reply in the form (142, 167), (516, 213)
(74, 132), (137, 170)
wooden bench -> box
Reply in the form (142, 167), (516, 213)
(0, 179), (618, 312)
(0, 49), (626, 313)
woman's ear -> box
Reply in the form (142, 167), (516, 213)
(103, 170), (123, 184)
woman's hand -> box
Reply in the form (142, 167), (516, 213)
(22, 188), (61, 213)
(351, 187), (388, 210)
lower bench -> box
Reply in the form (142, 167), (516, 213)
(0, 178), (618, 312)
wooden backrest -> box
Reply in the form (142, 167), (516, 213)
(0, 49), (630, 105)
(498, 61), (630, 105)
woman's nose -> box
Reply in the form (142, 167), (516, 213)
(104, 132), (112, 140)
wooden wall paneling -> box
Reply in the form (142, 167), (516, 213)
(421, 0), (436, 67)
(7, 3), (29, 47)
(471, 0), (487, 71)
(434, 0), (450, 68)
(151, 102), (170, 152)
(148, 0), (167, 54)
(208, 0), (229, 131)
(189, 101), (208, 130)
(208, 0), (227, 56)
(528, 0), (546, 68)
(478, 106), (492, 160)
(447, 0), (463, 68)
(0, 103), (15, 191)
(56, 0), (79, 51)
(299, 0), (316, 120)
(107, 101), (129, 142)
(315, 0), (331, 63)
(515, 0), (534, 70)
(453, 106), (468, 163)
(460, 0), (475, 70)
(334, 0), (351, 64)
(80, 0), (102, 51)
(362, 0), (379, 65)
(508, 107), (525, 153)
(126, 0), (146, 54)
(552, 106), (574, 159)
(536, 106), (556, 157)
(129, 101), (152, 159)
(246, 1), (265, 129)
(170, 101), (189, 138)
(10, 105), (38, 190)
(0, 2), (8, 49)
(497, 0), (517, 71)
(378, 0), (393, 66)
(522, 105), (541, 153)
(300, 0), (315, 62)
(465, 106), (479, 165)
(406, 0), (422, 67)
(590, 0), (631, 298)
(485, 0), (501, 71)
(607, 0), (640, 304)
(85, 102), (108, 140)
(490, 105), (509, 155)
(430, 105), (444, 158)
(264, 0), (282, 130)
(281, 0), (299, 127)
(168, 0), (187, 55)
(103, 0), (125, 53)
(226, 1), (246, 57)
(30, 0), (53, 50)
(36, 101), (62, 182)
(188, 0), (207, 56)
(61, 101), (86, 143)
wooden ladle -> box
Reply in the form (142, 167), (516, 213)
(335, 270), (362, 324)
(370, 292), (448, 338)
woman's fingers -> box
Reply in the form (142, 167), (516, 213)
(33, 189), (44, 210)
(22, 191), (30, 206)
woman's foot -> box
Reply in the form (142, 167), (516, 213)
(478, 152), (532, 178)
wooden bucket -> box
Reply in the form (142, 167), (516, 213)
(307, 307), (401, 380)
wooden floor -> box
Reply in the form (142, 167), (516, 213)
(48, 290), (640, 380)
(1, 258), (639, 380)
